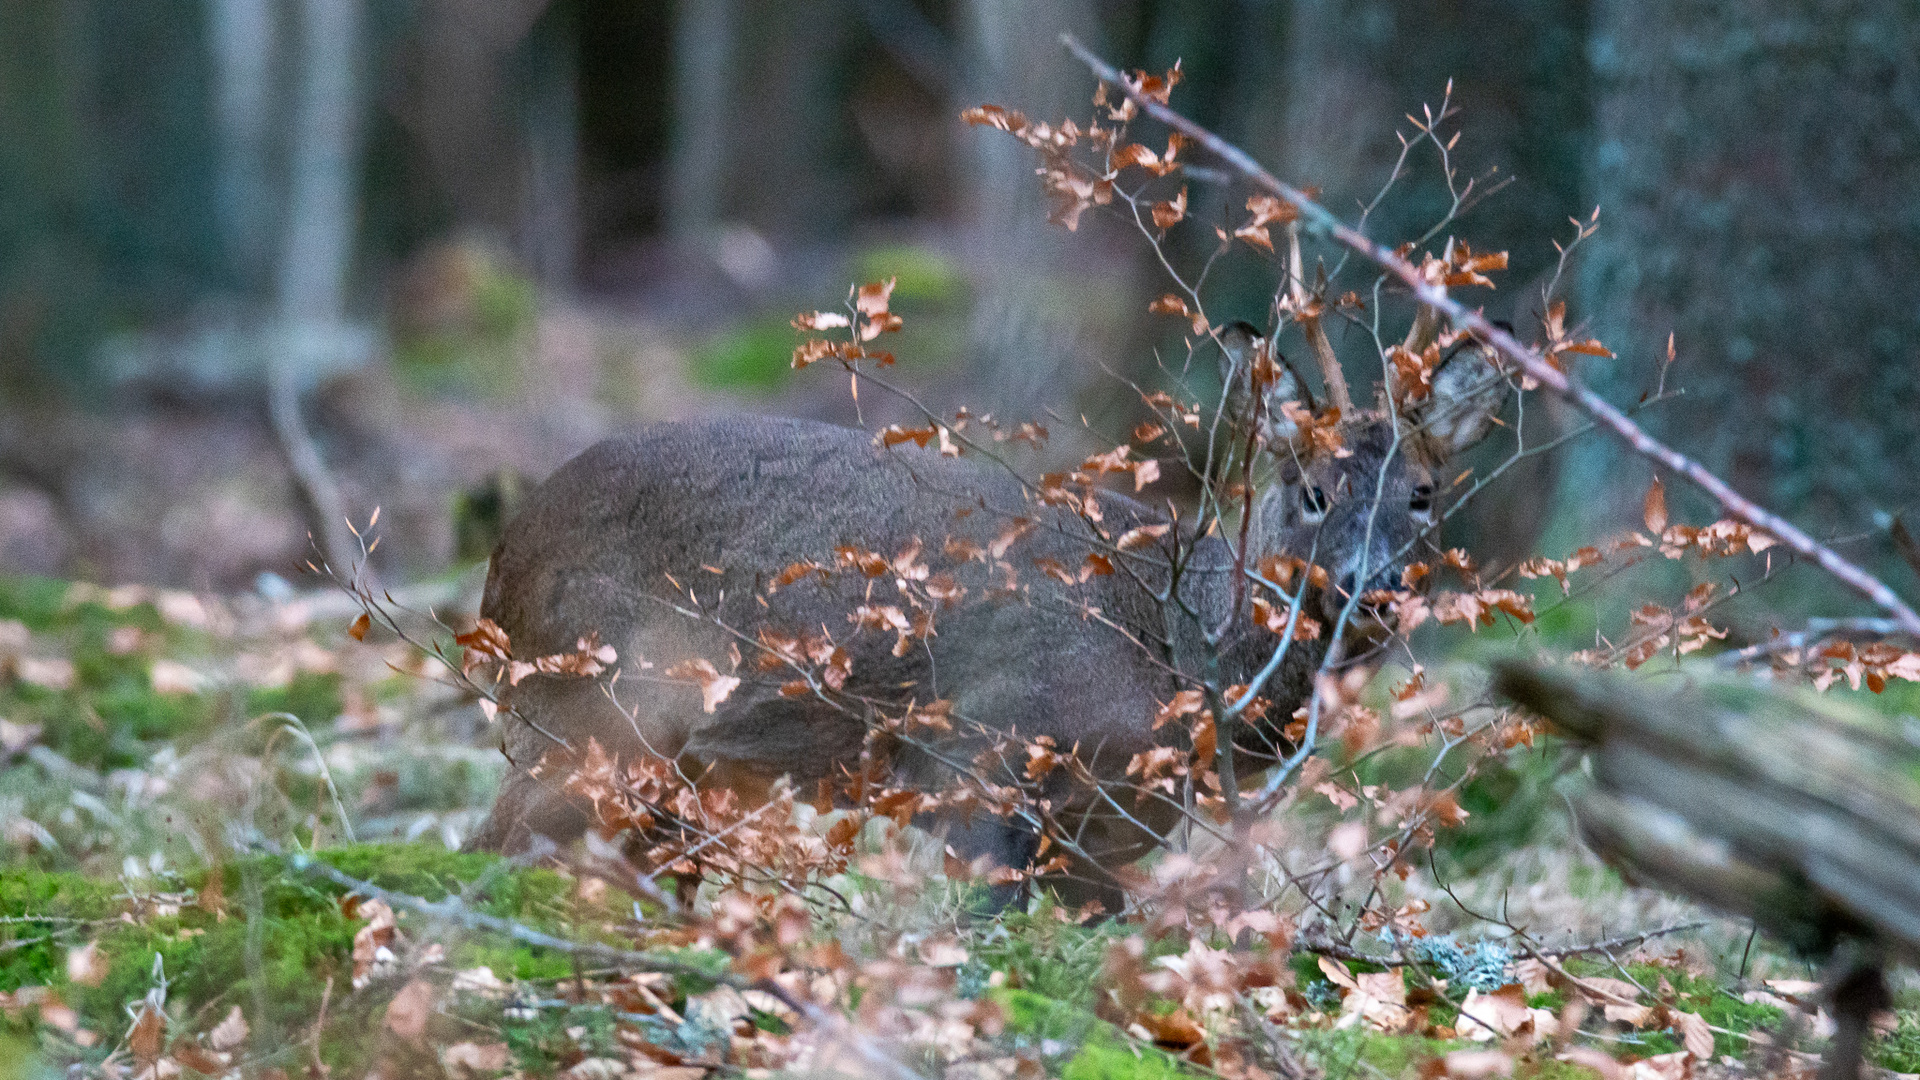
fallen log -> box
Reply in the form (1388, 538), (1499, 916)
(1491, 660), (1911, 1080)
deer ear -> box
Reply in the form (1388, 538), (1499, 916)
(1413, 334), (1509, 461)
(1219, 321), (1315, 446)
(1217, 321), (1262, 420)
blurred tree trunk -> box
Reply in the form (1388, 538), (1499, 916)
(521, 0), (579, 290)
(400, 0), (549, 244)
(1557, 0), (1920, 579)
(0, 0), (91, 379)
(956, 0), (1105, 418)
(280, 0), (364, 335)
(666, 0), (734, 243)
(208, 0), (280, 296)
(732, 0), (849, 241)
(276, 0), (368, 576)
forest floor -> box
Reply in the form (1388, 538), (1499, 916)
(5, 569), (1920, 1080)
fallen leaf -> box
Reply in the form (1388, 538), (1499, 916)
(1672, 1009), (1713, 1060)
(1326, 820), (1368, 861)
(174, 1041), (228, 1075)
(351, 898), (398, 987)
(66, 942), (110, 987)
(16, 657), (74, 690)
(1557, 1046), (1627, 1080)
(1627, 1051), (1690, 1080)
(452, 967), (508, 998)
(1442, 1048), (1514, 1078)
(0, 717), (41, 756)
(208, 1005), (249, 1051)
(128, 1000), (166, 1064)
(441, 1041), (512, 1076)
(1457, 984), (1554, 1044)
(149, 659), (206, 695)
(1334, 967), (1412, 1032)
(384, 977), (435, 1041)
(918, 938), (969, 967)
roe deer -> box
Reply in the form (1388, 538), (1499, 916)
(466, 323), (1507, 908)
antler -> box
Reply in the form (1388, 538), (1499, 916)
(1286, 221), (1353, 416)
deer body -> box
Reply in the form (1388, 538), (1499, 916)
(468, 334), (1503, 906)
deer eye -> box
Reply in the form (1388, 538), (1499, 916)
(1302, 486), (1331, 515)
(1409, 484), (1434, 513)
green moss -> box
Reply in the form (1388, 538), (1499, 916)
(852, 245), (966, 304)
(1293, 1027), (1459, 1078)
(390, 252), (539, 401)
(967, 907), (1129, 1008)
(247, 672), (344, 728)
(0, 870), (126, 989)
(995, 989), (1197, 1080)
(495, 1001), (627, 1072)
(0, 842), (627, 1063)
(0, 581), (223, 772)
(1589, 963), (1785, 1057)
(1873, 1015), (1920, 1073)
(1519, 1059), (1615, 1080)
(1292, 1027), (1598, 1079)
(1289, 951), (1388, 1004)
(0, 575), (75, 631)
(1062, 1034), (1195, 1080)
(1527, 989), (1568, 1012)
(0, 1030), (41, 1080)
(690, 322), (799, 393)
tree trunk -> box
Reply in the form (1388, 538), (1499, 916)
(277, 0), (367, 577)
(666, 0), (734, 243)
(208, 0), (280, 294)
(955, 0), (1104, 417)
(1557, 0), (1920, 575)
(521, 0), (579, 291)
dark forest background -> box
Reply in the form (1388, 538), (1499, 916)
(0, 0), (1915, 610)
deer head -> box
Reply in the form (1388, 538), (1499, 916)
(1219, 318), (1509, 624)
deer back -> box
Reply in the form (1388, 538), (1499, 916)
(475, 415), (1200, 848)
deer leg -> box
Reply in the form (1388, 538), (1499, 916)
(932, 810), (1041, 913)
(1036, 852), (1127, 918)
(465, 767), (592, 854)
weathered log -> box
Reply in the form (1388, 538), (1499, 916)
(1492, 660), (1913, 1080)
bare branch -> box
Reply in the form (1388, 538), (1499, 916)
(1060, 33), (1920, 636)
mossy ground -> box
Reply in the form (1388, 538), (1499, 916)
(7, 570), (1920, 1078)
(995, 989), (1193, 1080)
(0, 843), (644, 1076)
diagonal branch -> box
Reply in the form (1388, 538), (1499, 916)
(1060, 33), (1920, 637)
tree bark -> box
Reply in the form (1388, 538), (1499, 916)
(277, 0), (367, 577)
(666, 0), (735, 243)
(208, 0), (280, 293)
(1558, 0), (1920, 564)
